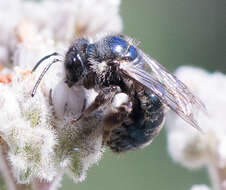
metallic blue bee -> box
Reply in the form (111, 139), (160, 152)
(32, 35), (205, 152)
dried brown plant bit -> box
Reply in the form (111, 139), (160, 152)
(75, 24), (88, 37)
(0, 68), (32, 84)
(15, 20), (37, 43)
(0, 67), (32, 85)
(20, 69), (32, 80)
(14, 67), (32, 80)
(0, 136), (4, 145)
(0, 73), (12, 84)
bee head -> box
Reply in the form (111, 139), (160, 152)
(64, 39), (88, 87)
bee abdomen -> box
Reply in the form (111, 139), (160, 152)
(107, 91), (165, 153)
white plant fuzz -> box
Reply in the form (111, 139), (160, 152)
(0, 51), (105, 185)
(52, 81), (86, 119)
(0, 74), (57, 184)
(167, 67), (226, 167)
(190, 185), (211, 190)
(51, 80), (104, 182)
(54, 87), (104, 182)
(72, 0), (122, 38)
(0, 0), (123, 189)
(166, 66), (226, 190)
(0, 0), (122, 67)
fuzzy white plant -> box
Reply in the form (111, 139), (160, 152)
(190, 185), (212, 190)
(0, 0), (122, 189)
(0, 0), (122, 67)
(166, 66), (226, 190)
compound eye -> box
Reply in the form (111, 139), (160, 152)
(125, 45), (137, 61)
(65, 52), (78, 70)
(64, 48), (84, 87)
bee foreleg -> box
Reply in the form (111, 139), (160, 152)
(73, 86), (121, 122)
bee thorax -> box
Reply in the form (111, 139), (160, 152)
(91, 61), (108, 75)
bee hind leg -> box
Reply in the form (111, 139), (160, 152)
(102, 93), (133, 145)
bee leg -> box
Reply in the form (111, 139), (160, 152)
(107, 90), (165, 153)
(72, 86), (121, 122)
(102, 93), (133, 145)
(49, 89), (53, 105)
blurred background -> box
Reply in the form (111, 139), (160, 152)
(61, 0), (225, 190)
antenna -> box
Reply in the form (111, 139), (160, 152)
(31, 58), (60, 97)
(32, 52), (59, 72)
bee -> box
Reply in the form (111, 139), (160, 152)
(31, 35), (205, 152)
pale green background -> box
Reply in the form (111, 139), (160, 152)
(61, 0), (225, 190)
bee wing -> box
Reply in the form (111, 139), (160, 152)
(120, 49), (206, 132)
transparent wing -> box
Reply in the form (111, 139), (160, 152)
(120, 49), (206, 131)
